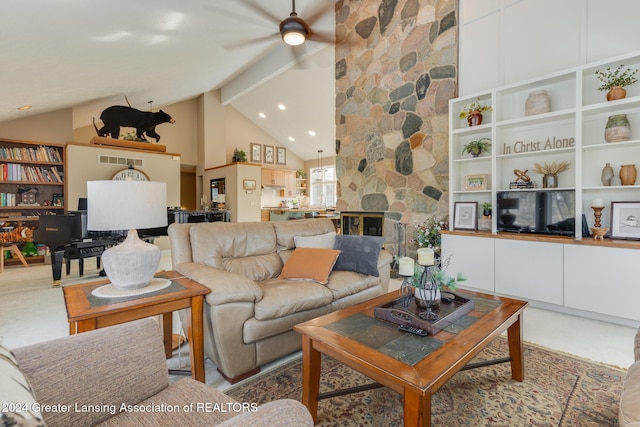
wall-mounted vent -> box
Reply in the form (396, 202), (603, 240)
(97, 155), (144, 167)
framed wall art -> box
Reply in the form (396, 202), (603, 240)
(276, 147), (286, 165)
(453, 201), (478, 230)
(243, 179), (256, 191)
(263, 145), (274, 164)
(610, 201), (640, 240)
(250, 143), (262, 163)
(464, 174), (488, 191)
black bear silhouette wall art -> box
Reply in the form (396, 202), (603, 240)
(93, 105), (175, 142)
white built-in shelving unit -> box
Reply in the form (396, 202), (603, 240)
(449, 50), (640, 238)
(445, 51), (640, 326)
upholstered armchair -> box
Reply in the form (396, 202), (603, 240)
(5, 318), (312, 427)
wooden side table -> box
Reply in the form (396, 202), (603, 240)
(63, 270), (210, 382)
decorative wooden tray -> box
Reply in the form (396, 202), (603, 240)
(374, 293), (475, 335)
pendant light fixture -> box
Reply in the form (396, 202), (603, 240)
(280, 0), (310, 46)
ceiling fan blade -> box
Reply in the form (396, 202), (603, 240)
(237, 0), (281, 25)
(304, 1), (336, 26)
(202, 3), (275, 29)
(222, 33), (279, 50)
(289, 45), (309, 70)
(308, 30), (335, 44)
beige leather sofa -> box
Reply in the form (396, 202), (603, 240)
(9, 318), (312, 427)
(168, 218), (392, 383)
(619, 326), (640, 426)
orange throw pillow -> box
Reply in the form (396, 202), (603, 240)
(279, 247), (341, 285)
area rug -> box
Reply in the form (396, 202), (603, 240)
(226, 338), (626, 426)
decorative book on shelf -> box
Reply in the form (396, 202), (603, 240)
(0, 164), (62, 183)
(0, 145), (62, 162)
(509, 181), (538, 189)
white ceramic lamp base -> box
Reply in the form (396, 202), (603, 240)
(102, 229), (161, 290)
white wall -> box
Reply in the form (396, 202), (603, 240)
(203, 163), (261, 223)
(65, 143), (181, 208)
(0, 109), (72, 144)
(459, 0), (640, 96)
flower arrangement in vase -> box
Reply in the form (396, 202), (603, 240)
(458, 98), (492, 127)
(595, 64), (639, 101)
(533, 161), (570, 188)
(412, 214), (448, 257)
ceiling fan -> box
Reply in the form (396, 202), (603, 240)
(216, 0), (334, 50)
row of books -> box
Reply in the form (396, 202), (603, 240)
(0, 192), (17, 207)
(0, 164), (63, 183)
(0, 145), (62, 163)
(509, 181), (538, 189)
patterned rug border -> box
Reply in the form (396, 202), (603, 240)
(226, 336), (627, 426)
(226, 337), (628, 395)
(521, 339), (629, 372)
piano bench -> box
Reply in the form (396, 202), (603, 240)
(65, 256), (101, 277)
(64, 243), (106, 277)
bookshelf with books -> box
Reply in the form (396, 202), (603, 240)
(0, 138), (66, 222)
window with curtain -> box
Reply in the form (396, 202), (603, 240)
(309, 164), (336, 208)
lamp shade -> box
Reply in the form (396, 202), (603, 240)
(86, 181), (167, 290)
(87, 181), (167, 231)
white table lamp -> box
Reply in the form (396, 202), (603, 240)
(87, 181), (167, 290)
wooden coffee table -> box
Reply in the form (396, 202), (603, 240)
(63, 270), (210, 382)
(294, 289), (528, 426)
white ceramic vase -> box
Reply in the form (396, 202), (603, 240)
(525, 90), (551, 116)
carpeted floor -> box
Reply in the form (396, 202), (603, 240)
(226, 337), (626, 426)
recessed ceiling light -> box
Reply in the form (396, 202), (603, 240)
(259, 112), (266, 118)
(18, 105), (32, 111)
(308, 130), (316, 136)
(288, 136), (295, 142)
(278, 104), (286, 110)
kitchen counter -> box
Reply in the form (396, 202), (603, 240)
(261, 208), (340, 222)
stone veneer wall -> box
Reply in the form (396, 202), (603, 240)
(335, 0), (457, 255)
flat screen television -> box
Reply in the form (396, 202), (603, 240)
(496, 190), (587, 237)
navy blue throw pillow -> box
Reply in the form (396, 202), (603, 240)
(333, 235), (384, 277)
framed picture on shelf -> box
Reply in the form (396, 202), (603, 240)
(52, 193), (64, 207)
(610, 201), (640, 240)
(453, 202), (478, 231)
(263, 145), (274, 164)
(250, 143), (262, 163)
(276, 147), (286, 165)
(464, 174), (488, 191)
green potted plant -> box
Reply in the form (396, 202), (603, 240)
(462, 137), (491, 158)
(232, 148), (247, 162)
(459, 98), (492, 127)
(481, 202), (492, 217)
(595, 64), (639, 101)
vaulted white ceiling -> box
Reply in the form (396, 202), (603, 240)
(0, 0), (336, 161)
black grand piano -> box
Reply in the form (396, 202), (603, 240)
(33, 207), (229, 284)
(33, 213), (119, 285)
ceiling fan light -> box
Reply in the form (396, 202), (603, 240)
(280, 15), (309, 46)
